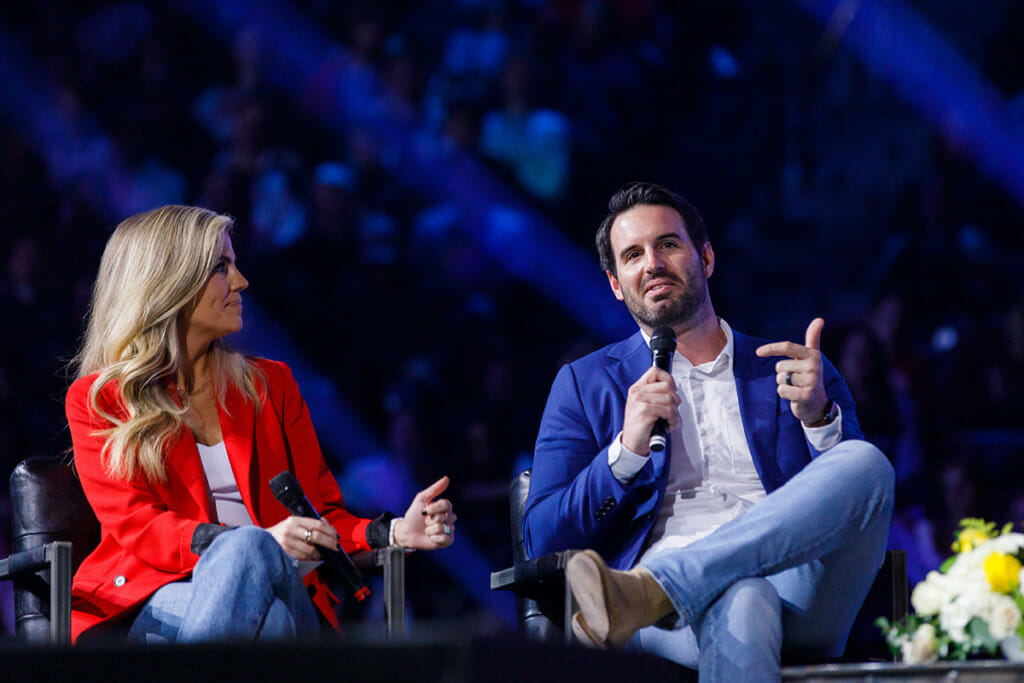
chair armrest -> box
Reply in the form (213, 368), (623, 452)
(351, 546), (406, 638)
(0, 541), (72, 645)
(1, 545), (51, 578)
(491, 550), (579, 642)
(490, 549), (578, 591)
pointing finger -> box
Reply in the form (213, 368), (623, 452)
(756, 340), (809, 360)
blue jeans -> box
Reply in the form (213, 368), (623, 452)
(127, 526), (320, 643)
(629, 440), (894, 682)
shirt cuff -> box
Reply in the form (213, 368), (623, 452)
(608, 431), (649, 484)
(366, 512), (398, 548)
(802, 403), (843, 452)
(191, 523), (234, 555)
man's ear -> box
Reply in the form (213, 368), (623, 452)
(606, 269), (625, 301)
(701, 242), (715, 279)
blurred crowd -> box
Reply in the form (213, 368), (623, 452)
(2, 0), (1024, 636)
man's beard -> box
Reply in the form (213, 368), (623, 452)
(622, 266), (709, 330)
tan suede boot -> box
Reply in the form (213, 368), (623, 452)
(566, 549), (674, 648)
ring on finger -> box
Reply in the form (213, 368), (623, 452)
(785, 371), (794, 386)
(304, 528), (313, 544)
(442, 524), (452, 535)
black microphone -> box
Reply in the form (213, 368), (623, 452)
(648, 326), (677, 453)
(269, 471), (370, 602)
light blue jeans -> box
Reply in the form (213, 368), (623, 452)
(127, 526), (320, 643)
(629, 440), (894, 682)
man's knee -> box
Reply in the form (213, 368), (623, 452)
(830, 440), (895, 500)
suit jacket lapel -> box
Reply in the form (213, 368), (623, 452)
(605, 332), (649, 400)
(733, 331), (782, 487)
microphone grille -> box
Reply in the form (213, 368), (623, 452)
(269, 471), (301, 504)
(650, 326), (676, 352)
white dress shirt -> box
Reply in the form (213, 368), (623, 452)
(606, 320), (843, 562)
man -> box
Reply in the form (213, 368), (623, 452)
(523, 182), (893, 681)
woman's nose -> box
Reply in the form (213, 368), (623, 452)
(231, 267), (249, 291)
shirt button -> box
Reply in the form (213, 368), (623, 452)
(114, 575), (127, 587)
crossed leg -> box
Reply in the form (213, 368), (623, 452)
(572, 440), (894, 681)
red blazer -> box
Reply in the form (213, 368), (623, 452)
(67, 358), (371, 642)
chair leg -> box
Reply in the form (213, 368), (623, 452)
(47, 542), (73, 646)
(888, 549), (908, 621)
(380, 546), (405, 639)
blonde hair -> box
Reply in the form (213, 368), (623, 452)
(74, 205), (261, 483)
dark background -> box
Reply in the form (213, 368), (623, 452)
(1, 0), (1023, 644)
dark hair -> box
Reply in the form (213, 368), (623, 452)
(595, 181), (707, 275)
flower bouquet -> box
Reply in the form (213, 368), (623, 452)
(877, 519), (1024, 664)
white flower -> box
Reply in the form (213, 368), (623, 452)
(939, 581), (989, 644)
(901, 623), (939, 664)
(911, 572), (948, 616)
(898, 526), (1024, 659)
(986, 593), (1022, 640)
(982, 534), (1024, 556)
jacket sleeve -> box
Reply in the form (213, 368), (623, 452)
(67, 377), (205, 574)
(522, 363), (657, 560)
(270, 361), (373, 553)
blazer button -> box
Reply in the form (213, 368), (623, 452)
(645, 512), (655, 521)
(114, 575), (127, 587)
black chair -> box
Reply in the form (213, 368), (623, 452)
(491, 469), (908, 655)
(1, 457), (407, 644)
(2, 457), (96, 644)
(490, 469), (578, 642)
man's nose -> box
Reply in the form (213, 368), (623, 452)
(643, 248), (665, 271)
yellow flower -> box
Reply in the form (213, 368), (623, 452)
(984, 552), (1022, 594)
(957, 528), (990, 553)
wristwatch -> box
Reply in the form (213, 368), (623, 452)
(805, 399), (838, 428)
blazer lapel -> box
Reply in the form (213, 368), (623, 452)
(732, 331), (781, 486)
(163, 383), (213, 520)
(221, 383), (257, 520)
(605, 332), (650, 400)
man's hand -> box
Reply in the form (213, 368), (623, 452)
(755, 318), (829, 425)
(621, 366), (680, 455)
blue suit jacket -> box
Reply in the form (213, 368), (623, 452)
(523, 329), (863, 569)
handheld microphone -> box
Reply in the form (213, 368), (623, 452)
(269, 471), (369, 602)
(648, 326), (676, 453)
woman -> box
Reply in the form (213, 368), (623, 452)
(66, 205), (456, 643)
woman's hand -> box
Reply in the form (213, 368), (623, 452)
(394, 476), (457, 550)
(266, 516), (339, 561)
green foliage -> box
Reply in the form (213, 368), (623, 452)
(967, 618), (999, 656)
